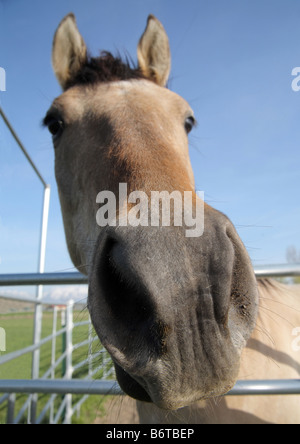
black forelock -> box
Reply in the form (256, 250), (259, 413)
(65, 51), (147, 89)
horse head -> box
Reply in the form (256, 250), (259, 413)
(44, 13), (258, 410)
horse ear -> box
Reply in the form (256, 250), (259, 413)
(137, 15), (171, 87)
(52, 13), (87, 90)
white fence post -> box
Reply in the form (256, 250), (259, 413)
(63, 300), (74, 424)
(49, 306), (58, 423)
(88, 317), (93, 378)
(30, 185), (51, 423)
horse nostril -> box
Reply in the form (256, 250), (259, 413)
(93, 235), (171, 358)
(97, 237), (152, 325)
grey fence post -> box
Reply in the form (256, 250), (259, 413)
(6, 394), (16, 424)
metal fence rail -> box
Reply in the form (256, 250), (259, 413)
(0, 272), (88, 286)
(0, 378), (300, 397)
(1, 263), (300, 287)
(254, 263), (300, 278)
(0, 264), (298, 291)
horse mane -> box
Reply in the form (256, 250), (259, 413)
(65, 51), (147, 89)
(257, 277), (300, 299)
(257, 278), (279, 291)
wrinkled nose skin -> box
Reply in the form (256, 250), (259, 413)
(88, 209), (258, 410)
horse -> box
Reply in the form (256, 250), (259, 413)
(44, 13), (300, 424)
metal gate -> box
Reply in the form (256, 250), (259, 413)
(0, 266), (300, 423)
(0, 287), (115, 423)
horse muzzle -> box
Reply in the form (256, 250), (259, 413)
(88, 210), (258, 409)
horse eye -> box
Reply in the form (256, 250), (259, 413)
(46, 118), (64, 139)
(184, 116), (195, 134)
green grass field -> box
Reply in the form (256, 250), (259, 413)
(0, 309), (114, 423)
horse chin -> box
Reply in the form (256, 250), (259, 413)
(114, 362), (152, 403)
(114, 362), (183, 410)
(113, 359), (238, 411)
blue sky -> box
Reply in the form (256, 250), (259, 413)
(0, 0), (300, 288)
